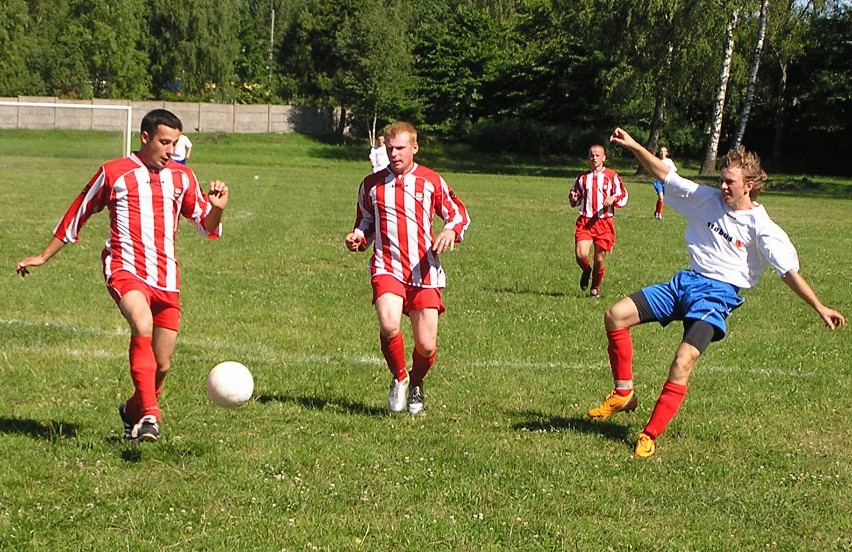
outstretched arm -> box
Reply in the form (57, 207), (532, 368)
(609, 128), (671, 182)
(16, 237), (67, 277)
(781, 270), (846, 329)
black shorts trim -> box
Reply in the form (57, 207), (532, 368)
(629, 291), (656, 324)
(682, 319), (716, 353)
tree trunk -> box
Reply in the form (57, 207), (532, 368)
(639, 41), (674, 176)
(772, 57), (788, 164)
(731, 0), (770, 150)
(336, 107), (348, 141)
(701, 7), (740, 175)
(369, 111), (377, 147)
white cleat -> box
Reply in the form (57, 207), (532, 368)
(387, 376), (409, 413)
(407, 385), (425, 414)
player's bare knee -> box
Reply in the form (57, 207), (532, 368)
(604, 308), (619, 329)
(130, 321), (155, 337)
(380, 326), (401, 339)
(414, 343), (436, 359)
(604, 298), (638, 330)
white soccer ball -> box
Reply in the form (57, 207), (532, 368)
(206, 361), (254, 408)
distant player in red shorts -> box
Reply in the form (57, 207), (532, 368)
(345, 122), (471, 414)
(16, 109), (229, 444)
(569, 144), (628, 297)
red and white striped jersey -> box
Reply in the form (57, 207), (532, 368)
(53, 154), (221, 292)
(570, 168), (628, 219)
(352, 163), (470, 288)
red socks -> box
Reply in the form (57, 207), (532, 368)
(380, 334), (435, 385)
(410, 349), (436, 387)
(643, 381), (687, 439)
(606, 328), (634, 396)
(380, 333), (407, 380)
(655, 199), (664, 217)
(127, 335), (161, 422)
(591, 264), (606, 291)
(606, 328), (689, 440)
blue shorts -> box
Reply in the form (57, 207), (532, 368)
(640, 270), (744, 340)
(653, 180), (665, 195)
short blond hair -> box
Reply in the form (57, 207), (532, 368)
(723, 147), (767, 199)
(384, 121), (417, 143)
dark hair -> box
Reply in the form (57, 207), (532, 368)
(141, 109), (183, 136)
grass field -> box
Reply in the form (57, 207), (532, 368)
(1, 130), (850, 550)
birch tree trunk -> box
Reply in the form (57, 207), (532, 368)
(701, 6), (741, 175)
(731, 0), (770, 150)
(369, 112), (378, 147)
(638, 41), (675, 175)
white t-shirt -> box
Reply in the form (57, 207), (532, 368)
(664, 171), (799, 289)
(369, 145), (389, 173)
(172, 135), (193, 162)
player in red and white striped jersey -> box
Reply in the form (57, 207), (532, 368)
(16, 109), (229, 443)
(569, 144), (628, 297)
(345, 122), (470, 414)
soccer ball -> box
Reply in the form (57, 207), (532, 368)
(206, 361), (254, 408)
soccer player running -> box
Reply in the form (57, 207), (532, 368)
(569, 144), (628, 297)
(16, 109), (229, 443)
(345, 122), (470, 414)
(588, 127), (845, 458)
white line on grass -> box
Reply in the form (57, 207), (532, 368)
(1, 317), (817, 378)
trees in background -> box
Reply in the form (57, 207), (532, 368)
(147, 0), (243, 101)
(0, 0), (849, 172)
(701, 4), (741, 175)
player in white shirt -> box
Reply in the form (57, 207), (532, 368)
(652, 147), (676, 219)
(368, 135), (390, 173)
(586, 127), (845, 458)
(172, 134), (192, 164)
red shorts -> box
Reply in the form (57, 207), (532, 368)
(371, 274), (445, 315)
(575, 216), (616, 251)
(107, 270), (182, 331)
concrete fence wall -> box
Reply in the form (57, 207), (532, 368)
(0, 96), (342, 136)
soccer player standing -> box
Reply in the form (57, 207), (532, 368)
(569, 144), (628, 297)
(653, 147), (676, 219)
(368, 134), (390, 173)
(345, 122), (470, 414)
(588, 127), (845, 458)
(16, 109), (229, 443)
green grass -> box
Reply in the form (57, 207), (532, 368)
(0, 130), (850, 550)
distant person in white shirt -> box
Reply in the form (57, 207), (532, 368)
(368, 135), (389, 173)
(172, 134), (193, 165)
(586, 127), (845, 459)
(653, 147), (676, 219)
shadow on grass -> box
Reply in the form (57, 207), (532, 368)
(256, 394), (386, 416)
(490, 286), (568, 298)
(0, 417), (78, 440)
(510, 411), (630, 443)
(111, 436), (216, 463)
